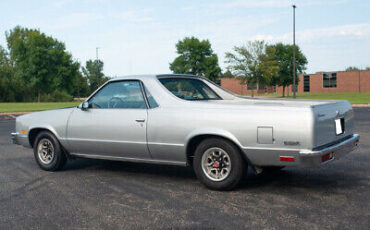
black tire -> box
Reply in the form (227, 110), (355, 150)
(193, 138), (246, 190)
(33, 131), (67, 171)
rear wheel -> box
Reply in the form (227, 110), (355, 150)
(193, 138), (246, 190)
(33, 131), (67, 171)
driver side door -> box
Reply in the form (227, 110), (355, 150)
(66, 80), (151, 159)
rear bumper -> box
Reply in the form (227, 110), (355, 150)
(299, 134), (360, 167)
(244, 134), (360, 168)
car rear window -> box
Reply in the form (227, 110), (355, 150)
(159, 78), (221, 101)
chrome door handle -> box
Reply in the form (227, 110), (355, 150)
(135, 119), (145, 122)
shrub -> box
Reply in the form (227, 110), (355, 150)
(41, 90), (73, 102)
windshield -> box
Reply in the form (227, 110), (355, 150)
(159, 78), (221, 100)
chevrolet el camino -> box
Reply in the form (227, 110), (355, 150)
(11, 75), (360, 190)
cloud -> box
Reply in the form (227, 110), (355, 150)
(248, 23), (370, 43)
(51, 0), (113, 8)
(112, 8), (154, 23)
(50, 0), (74, 8)
(45, 7), (155, 32)
(224, 0), (292, 8)
(51, 12), (103, 30)
(245, 23), (370, 73)
(220, 0), (347, 8)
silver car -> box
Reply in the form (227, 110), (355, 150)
(11, 74), (360, 190)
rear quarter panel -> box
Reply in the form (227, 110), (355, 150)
(147, 105), (313, 163)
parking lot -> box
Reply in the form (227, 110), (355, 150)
(0, 108), (369, 230)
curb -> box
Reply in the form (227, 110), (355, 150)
(352, 104), (370, 107)
(0, 111), (32, 116)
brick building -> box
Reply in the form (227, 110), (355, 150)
(220, 70), (370, 95)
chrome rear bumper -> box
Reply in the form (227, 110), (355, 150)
(299, 134), (360, 167)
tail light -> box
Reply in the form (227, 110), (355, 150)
(280, 156), (295, 162)
(322, 152), (334, 162)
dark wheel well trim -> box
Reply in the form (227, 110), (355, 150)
(29, 128), (49, 148)
(28, 128), (71, 158)
(186, 134), (253, 168)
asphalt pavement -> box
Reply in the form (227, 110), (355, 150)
(0, 108), (369, 229)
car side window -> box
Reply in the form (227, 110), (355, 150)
(144, 86), (159, 108)
(89, 81), (147, 109)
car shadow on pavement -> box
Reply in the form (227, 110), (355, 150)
(64, 158), (197, 179)
(238, 167), (363, 192)
(64, 158), (363, 192)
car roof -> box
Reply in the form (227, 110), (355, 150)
(108, 74), (200, 82)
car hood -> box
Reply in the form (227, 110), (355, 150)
(18, 107), (76, 120)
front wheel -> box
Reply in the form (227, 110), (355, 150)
(193, 138), (246, 190)
(33, 131), (67, 171)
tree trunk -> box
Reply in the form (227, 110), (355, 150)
(38, 89), (41, 103)
(282, 86), (285, 97)
(287, 86), (290, 96)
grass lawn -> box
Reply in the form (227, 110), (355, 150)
(1, 93), (369, 113)
(247, 93), (370, 105)
(0, 102), (80, 113)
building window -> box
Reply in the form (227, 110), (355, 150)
(304, 75), (310, 92)
(323, 73), (337, 88)
(247, 82), (256, 90)
(247, 82), (266, 91)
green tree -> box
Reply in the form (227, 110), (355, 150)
(0, 46), (14, 101)
(0, 45), (31, 102)
(221, 70), (234, 78)
(170, 37), (221, 82)
(73, 71), (90, 98)
(268, 43), (307, 97)
(225, 41), (279, 96)
(82, 59), (108, 93)
(6, 26), (80, 102)
(345, 66), (360, 71)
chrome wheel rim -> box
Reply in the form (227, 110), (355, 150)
(201, 147), (231, 181)
(37, 138), (54, 164)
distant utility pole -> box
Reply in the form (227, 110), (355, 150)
(77, 58), (80, 99)
(96, 47), (100, 60)
(292, 5), (297, 99)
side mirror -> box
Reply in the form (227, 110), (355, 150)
(81, 101), (89, 111)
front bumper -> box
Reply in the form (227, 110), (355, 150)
(11, 132), (19, 144)
(11, 132), (30, 147)
(299, 134), (360, 167)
